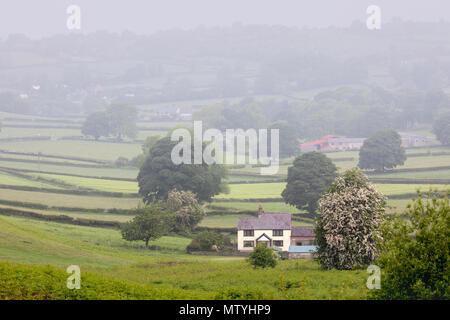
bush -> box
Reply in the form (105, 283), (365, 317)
(371, 190), (450, 300)
(186, 231), (227, 252)
(247, 244), (277, 269)
(114, 157), (129, 167)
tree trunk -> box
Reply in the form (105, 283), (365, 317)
(145, 238), (149, 248)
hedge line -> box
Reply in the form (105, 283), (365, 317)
(195, 226), (237, 233)
(366, 165), (450, 175)
(1, 168), (80, 190)
(0, 149), (108, 164)
(0, 199), (133, 215)
(0, 167), (137, 182)
(0, 157), (110, 168)
(0, 207), (121, 229)
(0, 136), (51, 142)
(213, 198), (284, 203)
(0, 184), (139, 198)
(369, 178), (450, 184)
(1, 124), (80, 129)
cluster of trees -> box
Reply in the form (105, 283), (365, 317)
(121, 134), (229, 247)
(193, 87), (450, 159)
(282, 129), (406, 218)
(81, 103), (138, 140)
(281, 152), (448, 298)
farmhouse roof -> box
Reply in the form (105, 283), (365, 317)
(300, 135), (338, 147)
(291, 226), (315, 237)
(238, 213), (291, 230)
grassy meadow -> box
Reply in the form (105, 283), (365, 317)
(0, 115), (449, 299)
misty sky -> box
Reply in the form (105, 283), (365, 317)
(0, 0), (449, 39)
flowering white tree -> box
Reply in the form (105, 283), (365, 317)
(315, 168), (386, 270)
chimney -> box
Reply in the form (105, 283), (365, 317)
(258, 204), (263, 216)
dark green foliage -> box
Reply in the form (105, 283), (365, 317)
(106, 103), (138, 140)
(371, 191), (450, 300)
(81, 111), (110, 140)
(137, 137), (227, 203)
(0, 262), (209, 299)
(120, 203), (175, 248)
(282, 152), (337, 216)
(186, 231), (230, 252)
(269, 120), (299, 158)
(248, 244), (277, 269)
(82, 104), (138, 140)
(358, 129), (407, 172)
(433, 111), (450, 145)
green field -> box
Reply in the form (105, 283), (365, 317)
(0, 171), (62, 189)
(34, 173), (139, 193)
(0, 118), (449, 300)
(0, 189), (140, 209)
(0, 140), (141, 161)
(0, 216), (369, 299)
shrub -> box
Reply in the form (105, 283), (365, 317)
(247, 244), (277, 269)
(371, 190), (450, 300)
(186, 231), (225, 252)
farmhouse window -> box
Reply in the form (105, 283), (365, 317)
(244, 230), (254, 237)
(244, 241), (254, 247)
(273, 229), (283, 236)
(273, 240), (283, 247)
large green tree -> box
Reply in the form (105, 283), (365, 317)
(81, 111), (110, 140)
(137, 136), (227, 203)
(432, 111), (450, 146)
(269, 120), (299, 158)
(371, 190), (449, 299)
(120, 203), (175, 248)
(282, 151), (337, 217)
(315, 168), (386, 270)
(106, 103), (138, 140)
(358, 129), (406, 172)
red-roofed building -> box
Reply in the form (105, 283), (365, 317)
(300, 135), (338, 152)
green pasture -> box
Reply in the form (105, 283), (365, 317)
(0, 127), (82, 139)
(34, 173), (139, 193)
(0, 216), (369, 299)
(0, 140), (141, 162)
(0, 171), (61, 189)
(0, 160), (139, 179)
(214, 182), (447, 200)
(0, 189), (140, 209)
(209, 201), (303, 214)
